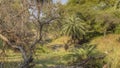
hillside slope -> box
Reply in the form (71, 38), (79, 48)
(91, 34), (120, 52)
(91, 34), (120, 68)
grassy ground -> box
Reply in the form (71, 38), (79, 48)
(90, 34), (120, 68)
(0, 48), (70, 68)
(1, 34), (120, 68)
(0, 36), (71, 68)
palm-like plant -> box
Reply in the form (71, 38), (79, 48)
(61, 15), (87, 42)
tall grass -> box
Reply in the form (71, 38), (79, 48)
(91, 34), (120, 68)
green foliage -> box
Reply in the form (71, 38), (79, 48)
(63, 44), (105, 68)
(1, 0), (120, 68)
(64, 0), (120, 38)
(115, 24), (120, 34)
(61, 15), (87, 40)
(36, 46), (52, 54)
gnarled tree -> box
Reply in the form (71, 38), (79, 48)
(0, 0), (58, 68)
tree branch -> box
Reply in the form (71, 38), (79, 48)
(0, 34), (27, 61)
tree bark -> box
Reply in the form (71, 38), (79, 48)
(0, 34), (34, 68)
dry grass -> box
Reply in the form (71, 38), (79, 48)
(91, 34), (120, 52)
(48, 36), (70, 45)
(91, 34), (120, 68)
(0, 50), (22, 62)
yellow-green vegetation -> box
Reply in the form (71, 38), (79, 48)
(91, 34), (120, 52)
(1, 0), (120, 68)
(91, 34), (120, 68)
(1, 34), (120, 68)
(0, 48), (72, 68)
(48, 36), (70, 46)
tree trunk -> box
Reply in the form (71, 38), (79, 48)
(20, 56), (34, 68)
(18, 46), (34, 68)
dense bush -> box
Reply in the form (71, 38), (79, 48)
(63, 44), (106, 68)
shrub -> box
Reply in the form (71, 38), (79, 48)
(63, 44), (106, 68)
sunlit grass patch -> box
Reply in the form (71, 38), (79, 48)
(90, 34), (120, 68)
(48, 36), (70, 46)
